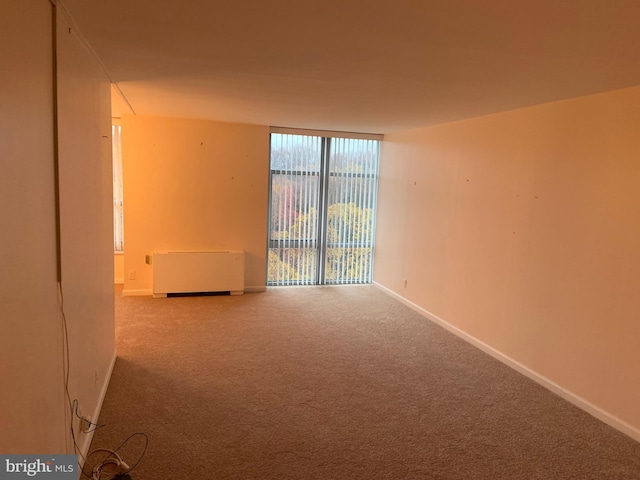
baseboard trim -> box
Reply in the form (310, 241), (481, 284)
(122, 289), (152, 297)
(373, 281), (640, 444)
(245, 286), (267, 293)
(77, 350), (118, 464)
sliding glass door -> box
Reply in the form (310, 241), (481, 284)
(267, 131), (380, 286)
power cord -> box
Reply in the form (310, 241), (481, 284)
(59, 282), (145, 479)
(58, 282), (85, 461)
(89, 449), (129, 480)
(84, 433), (149, 480)
(72, 399), (106, 433)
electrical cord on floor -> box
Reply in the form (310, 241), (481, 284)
(57, 281), (145, 479)
(85, 432), (149, 480)
(89, 449), (128, 480)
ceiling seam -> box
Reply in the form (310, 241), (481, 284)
(56, 0), (135, 115)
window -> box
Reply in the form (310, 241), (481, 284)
(267, 129), (381, 285)
(112, 121), (124, 252)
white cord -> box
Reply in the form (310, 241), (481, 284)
(89, 449), (130, 480)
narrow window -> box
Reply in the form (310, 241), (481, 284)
(267, 129), (380, 285)
(112, 121), (124, 252)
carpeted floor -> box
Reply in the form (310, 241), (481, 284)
(86, 285), (640, 479)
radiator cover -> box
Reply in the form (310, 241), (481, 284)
(152, 251), (245, 297)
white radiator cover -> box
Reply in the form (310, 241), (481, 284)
(152, 251), (245, 297)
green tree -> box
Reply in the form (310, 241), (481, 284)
(268, 203), (373, 283)
(325, 203), (373, 282)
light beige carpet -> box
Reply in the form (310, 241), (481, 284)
(86, 285), (640, 479)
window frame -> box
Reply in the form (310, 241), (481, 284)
(112, 118), (124, 253)
(267, 128), (382, 286)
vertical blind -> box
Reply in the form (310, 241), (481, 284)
(267, 132), (380, 286)
(268, 133), (322, 285)
(112, 124), (124, 252)
(325, 137), (379, 284)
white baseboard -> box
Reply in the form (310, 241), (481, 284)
(373, 281), (640, 444)
(77, 350), (118, 465)
(245, 286), (267, 293)
(122, 289), (152, 297)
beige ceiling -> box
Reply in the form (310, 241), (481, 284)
(61, 0), (640, 134)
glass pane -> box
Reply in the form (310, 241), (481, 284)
(270, 133), (322, 173)
(326, 177), (376, 245)
(267, 132), (379, 286)
(270, 174), (319, 242)
(324, 247), (373, 284)
(268, 248), (317, 285)
(268, 133), (322, 285)
(328, 137), (379, 175)
(324, 137), (378, 284)
(112, 125), (124, 252)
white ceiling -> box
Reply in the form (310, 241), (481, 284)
(61, 0), (640, 134)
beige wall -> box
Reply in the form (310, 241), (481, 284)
(56, 11), (116, 454)
(0, 1), (66, 453)
(375, 86), (640, 435)
(115, 253), (124, 283)
(121, 115), (270, 294)
(0, 3), (115, 454)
